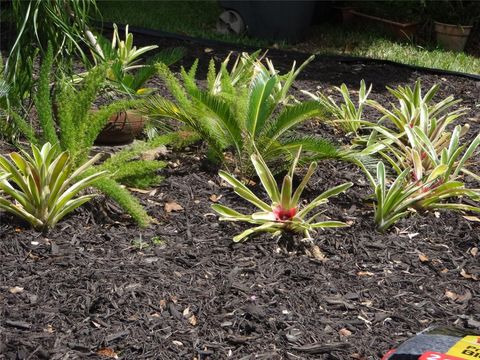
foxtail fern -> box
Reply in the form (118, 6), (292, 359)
(9, 45), (151, 226)
(91, 177), (152, 227)
(94, 133), (175, 188)
(34, 45), (58, 145)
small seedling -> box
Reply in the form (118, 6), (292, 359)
(151, 236), (165, 246)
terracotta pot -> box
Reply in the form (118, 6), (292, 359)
(350, 10), (420, 41)
(434, 21), (473, 52)
(95, 110), (145, 145)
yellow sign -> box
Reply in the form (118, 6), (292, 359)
(446, 336), (480, 359)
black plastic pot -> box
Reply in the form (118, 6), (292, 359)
(218, 0), (316, 43)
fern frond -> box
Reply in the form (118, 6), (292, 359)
(130, 64), (156, 92)
(98, 134), (175, 170)
(71, 65), (107, 129)
(153, 47), (186, 67)
(8, 110), (38, 146)
(218, 61), (236, 96)
(190, 90), (242, 152)
(56, 77), (76, 152)
(35, 44), (58, 145)
(142, 96), (225, 160)
(92, 176), (152, 227)
(107, 160), (166, 188)
(180, 63), (199, 94)
(143, 96), (194, 125)
(187, 58), (198, 79)
(77, 99), (143, 164)
(206, 58), (217, 93)
(156, 62), (191, 109)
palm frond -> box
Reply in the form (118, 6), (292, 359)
(190, 90), (242, 153)
(276, 134), (340, 162)
(153, 47), (186, 67)
(246, 75), (277, 137)
(262, 101), (322, 142)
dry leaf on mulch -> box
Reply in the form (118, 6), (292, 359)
(164, 201), (184, 213)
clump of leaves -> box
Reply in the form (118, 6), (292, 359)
(304, 80), (372, 135)
(362, 79), (465, 156)
(352, 80), (480, 231)
(143, 52), (354, 177)
(355, 80), (478, 179)
(212, 147), (352, 242)
(91, 24), (158, 73)
(0, 143), (106, 232)
(367, 147), (480, 233)
(88, 23), (185, 96)
(9, 44), (151, 226)
(95, 133), (177, 188)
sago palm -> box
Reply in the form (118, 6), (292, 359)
(143, 52), (354, 176)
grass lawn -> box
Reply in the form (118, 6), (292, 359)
(300, 25), (480, 75)
(94, 0), (270, 47)
(96, 1), (480, 75)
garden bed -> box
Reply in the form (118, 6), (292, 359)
(1, 35), (480, 359)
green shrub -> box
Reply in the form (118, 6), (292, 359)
(9, 45), (152, 226)
(143, 52), (354, 177)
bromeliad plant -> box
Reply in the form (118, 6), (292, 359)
(364, 80), (465, 152)
(212, 147), (353, 242)
(368, 161), (441, 232)
(361, 121), (480, 181)
(9, 45), (152, 226)
(367, 158), (480, 232)
(87, 24), (185, 96)
(354, 80), (477, 179)
(304, 80), (372, 135)
(90, 24), (158, 73)
(352, 80), (480, 231)
(0, 143), (106, 231)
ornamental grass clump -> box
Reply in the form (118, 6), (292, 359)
(0, 143), (106, 231)
(212, 147), (352, 242)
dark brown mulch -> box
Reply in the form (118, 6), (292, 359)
(1, 35), (480, 360)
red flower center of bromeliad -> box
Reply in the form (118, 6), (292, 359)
(273, 206), (297, 221)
